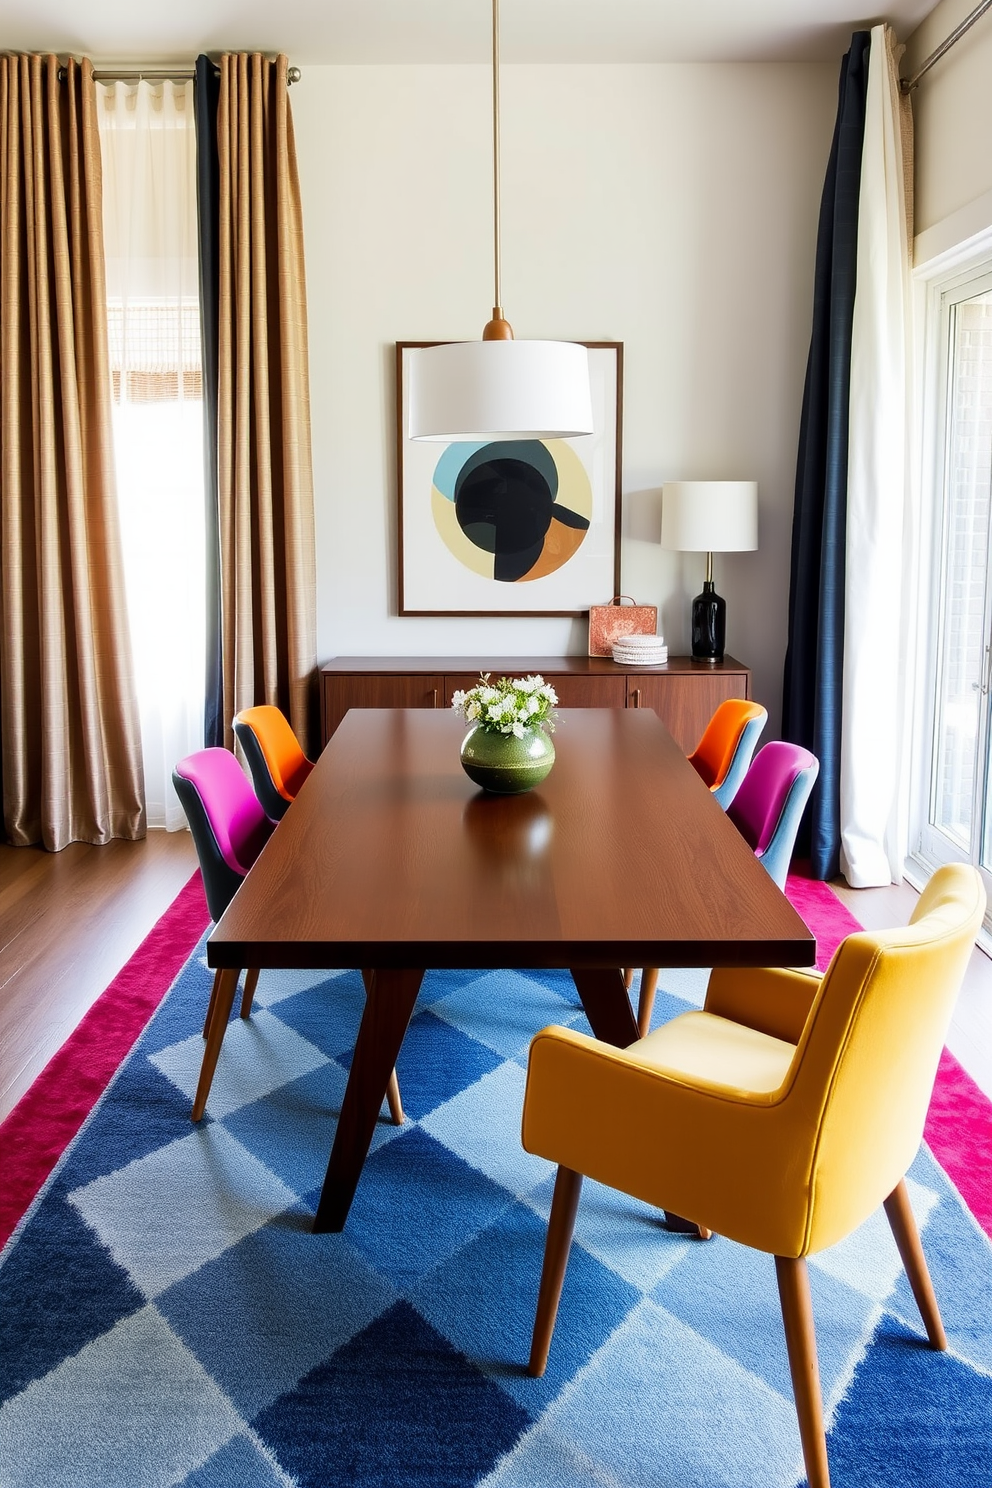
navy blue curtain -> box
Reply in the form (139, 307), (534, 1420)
(194, 55), (223, 748)
(782, 32), (870, 881)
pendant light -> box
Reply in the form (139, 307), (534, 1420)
(407, 0), (594, 442)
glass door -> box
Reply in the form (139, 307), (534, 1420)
(920, 270), (992, 903)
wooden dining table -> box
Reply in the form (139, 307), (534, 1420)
(205, 707), (815, 1233)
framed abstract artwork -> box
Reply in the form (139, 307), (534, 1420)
(396, 341), (623, 616)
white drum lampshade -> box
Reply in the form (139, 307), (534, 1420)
(408, 339), (594, 443)
(661, 481), (758, 662)
(660, 480), (759, 553)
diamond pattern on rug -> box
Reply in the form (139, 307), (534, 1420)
(158, 1214), (398, 1420)
(0, 1193), (144, 1405)
(254, 1302), (532, 1488)
(70, 1125), (298, 1298)
(0, 1304), (246, 1488)
(150, 1007), (330, 1119)
(1, 955), (990, 1488)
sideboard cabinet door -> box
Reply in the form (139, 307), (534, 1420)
(320, 658), (750, 749)
(323, 674), (442, 742)
(628, 673), (748, 754)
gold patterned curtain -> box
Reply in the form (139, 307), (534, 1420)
(0, 55), (145, 850)
(215, 53), (316, 755)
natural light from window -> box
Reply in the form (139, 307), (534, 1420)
(98, 80), (206, 830)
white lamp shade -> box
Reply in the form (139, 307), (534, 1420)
(408, 339), (594, 442)
(660, 480), (758, 552)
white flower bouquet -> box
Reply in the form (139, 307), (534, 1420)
(450, 674), (558, 738)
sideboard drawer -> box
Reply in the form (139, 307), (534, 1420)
(444, 672), (625, 710)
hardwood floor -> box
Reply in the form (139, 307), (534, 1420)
(0, 832), (989, 1126)
(0, 831), (198, 1123)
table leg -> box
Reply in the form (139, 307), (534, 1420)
(570, 967), (639, 1047)
(313, 966), (425, 1234)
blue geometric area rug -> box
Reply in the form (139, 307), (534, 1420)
(2, 940), (991, 1488)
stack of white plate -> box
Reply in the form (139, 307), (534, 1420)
(611, 633), (668, 666)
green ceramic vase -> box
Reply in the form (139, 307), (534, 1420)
(459, 723), (556, 794)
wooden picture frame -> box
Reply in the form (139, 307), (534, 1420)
(396, 341), (623, 617)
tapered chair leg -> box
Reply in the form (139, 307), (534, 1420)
(192, 966), (241, 1121)
(884, 1179), (947, 1350)
(385, 1070), (404, 1125)
(529, 1166), (584, 1377)
(202, 968), (224, 1039)
(623, 968), (633, 990)
(240, 967), (260, 1019)
(775, 1255), (831, 1488)
(637, 968), (660, 1038)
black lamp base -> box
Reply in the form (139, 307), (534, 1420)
(691, 581), (726, 663)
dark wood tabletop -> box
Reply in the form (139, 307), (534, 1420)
(208, 707), (814, 972)
(204, 708), (815, 1231)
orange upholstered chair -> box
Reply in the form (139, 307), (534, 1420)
(233, 705), (314, 822)
(688, 697), (768, 808)
(523, 863), (985, 1488)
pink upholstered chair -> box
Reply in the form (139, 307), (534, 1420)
(727, 740), (819, 891)
(173, 748), (274, 1037)
(173, 747), (403, 1127)
(635, 741), (819, 1037)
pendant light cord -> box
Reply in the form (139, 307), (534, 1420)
(484, 0), (513, 339)
(492, 0), (502, 314)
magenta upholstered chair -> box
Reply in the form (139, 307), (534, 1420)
(173, 748), (274, 1035)
(635, 740), (819, 1039)
(174, 746), (405, 1127)
(727, 740), (820, 891)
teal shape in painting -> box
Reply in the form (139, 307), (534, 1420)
(431, 442), (487, 501)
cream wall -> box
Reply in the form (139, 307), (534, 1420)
(904, 0), (992, 240)
(292, 62), (837, 729)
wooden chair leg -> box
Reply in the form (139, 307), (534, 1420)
(775, 1255), (831, 1488)
(623, 967), (633, 990)
(637, 967), (660, 1038)
(883, 1179), (947, 1350)
(202, 968), (224, 1039)
(240, 967), (260, 1019)
(385, 1069), (404, 1125)
(192, 967), (240, 1122)
(528, 1166), (583, 1377)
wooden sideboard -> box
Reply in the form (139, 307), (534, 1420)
(320, 656), (751, 755)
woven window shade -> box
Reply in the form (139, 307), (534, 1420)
(107, 300), (202, 403)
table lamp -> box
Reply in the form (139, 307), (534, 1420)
(661, 480), (758, 662)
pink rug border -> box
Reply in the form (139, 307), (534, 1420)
(787, 869), (992, 1237)
(2, 868), (989, 1249)
(0, 871), (210, 1250)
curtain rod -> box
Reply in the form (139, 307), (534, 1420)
(900, 0), (992, 91)
(58, 64), (301, 85)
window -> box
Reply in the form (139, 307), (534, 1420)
(98, 80), (206, 829)
(914, 257), (992, 910)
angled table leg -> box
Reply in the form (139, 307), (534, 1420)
(570, 967), (639, 1047)
(313, 967), (424, 1234)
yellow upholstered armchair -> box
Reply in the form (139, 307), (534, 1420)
(522, 863), (985, 1488)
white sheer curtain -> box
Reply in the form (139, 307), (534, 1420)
(97, 80), (205, 829)
(840, 24), (915, 886)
